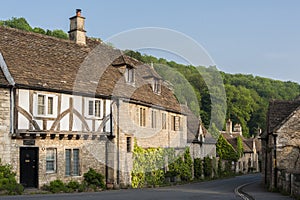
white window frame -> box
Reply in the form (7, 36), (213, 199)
(153, 78), (161, 94)
(125, 67), (134, 84)
(46, 148), (57, 173)
(85, 98), (103, 119)
(34, 93), (57, 117)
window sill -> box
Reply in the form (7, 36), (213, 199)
(85, 116), (104, 120)
(34, 114), (57, 118)
(46, 171), (57, 174)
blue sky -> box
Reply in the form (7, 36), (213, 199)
(1, 0), (300, 83)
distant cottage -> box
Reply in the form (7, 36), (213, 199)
(221, 119), (261, 173)
(0, 10), (188, 188)
(261, 98), (300, 197)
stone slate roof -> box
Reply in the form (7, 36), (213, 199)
(222, 133), (253, 153)
(0, 67), (9, 87)
(0, 26), (180, 113)
(182, 105), (216, 144)
(267, 99), (300, 134)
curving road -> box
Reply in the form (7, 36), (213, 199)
(0, 174), (276, 200)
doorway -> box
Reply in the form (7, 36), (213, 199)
(20, 147), (39, 188)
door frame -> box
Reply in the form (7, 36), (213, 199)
(20, 147), (39, 188)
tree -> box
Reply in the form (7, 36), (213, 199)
(1, 17), (32, 31)
(1, 17), (68, 40)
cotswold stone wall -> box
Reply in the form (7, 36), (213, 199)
(0, 88), (12, 164)
(12, 137), (107, 188)
(277, 170), (300, 198)
(276, 109), (300, 174)
(118, 101), (187, 149)
(273, 109), (300, 197)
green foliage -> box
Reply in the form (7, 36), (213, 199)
(236, 136), (244, 158)
(216, 134), (238, 161)
(0, 162), (23, 195)
(203, 156), (213, 178)
(47, 180), (66, 193)
(131, 144), (193, 187)
(0, 17), (68, 40)
(83, 168), (105, 189)
(43, 179), (88, 193)
(194, 158), (203, 179)
(166, 148), (193, 182)
(131, 143), (166, 188)
(217, 158), (222, 177)
(66, 181), (81, 191)
(0, 17), (32, 31)
(45, 29), (68, 39)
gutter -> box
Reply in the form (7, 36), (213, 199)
(0, 53), (15, 135)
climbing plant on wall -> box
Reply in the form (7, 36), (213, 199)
(216, 134), (239, 161)
(236, 136), (244, 158)
(131, 143), (165, 188)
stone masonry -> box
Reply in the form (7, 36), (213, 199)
(0, 88), (12, 165)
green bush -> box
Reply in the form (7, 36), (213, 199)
(203, 156), (212, 178)
(66, 181), (81, 192)
(83, 168), (105, 189)
(48, 180), (66, 193)
(43, 180), (88, 193)
(0, 162), (23, 195)
(194, 158), (203, 179)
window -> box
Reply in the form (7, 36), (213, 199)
(65, 149), (80, 176)
(171, 116), (181, 131)
(126, 137), (132, 153)
(139, 107), (146, 127)
(125, 67), (134, 83)
(36, 94), (56, 117)
(162, 113), (167, 130)
(46, 148), (56, 173)
(65, 149), (71, 176)
(151, 110), (157, 128)
(73, 149), (80, 176)
(171, 116), (176, 131)
(153, 79), (161, 94)
(48, 97), (54, 115)
(86, 99), (102, 118)
(38, 95), (45, 115)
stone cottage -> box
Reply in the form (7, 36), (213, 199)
(221, 119), (260, 173)
(182, 105), (216, 159)
(261, 98), (300, 197)
(0, 10), (187, 188)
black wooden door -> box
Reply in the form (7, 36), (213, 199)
(20, 147), (38, 188)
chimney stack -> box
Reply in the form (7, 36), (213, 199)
(233, 124), (242, 136)
(69, 9), (86, 45)
(226, 119), (232, 134)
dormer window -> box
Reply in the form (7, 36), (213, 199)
(125, 67), (134, 83)
(153, 78), (161, 94)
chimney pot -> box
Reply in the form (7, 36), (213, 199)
(76, 9), (82, 17)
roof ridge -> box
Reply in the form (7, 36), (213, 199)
(0, 25), (95, 47)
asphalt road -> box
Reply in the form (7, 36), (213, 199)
(1, 174), (262, 200)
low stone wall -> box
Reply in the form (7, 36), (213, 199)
(277, 169), (300, 198)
